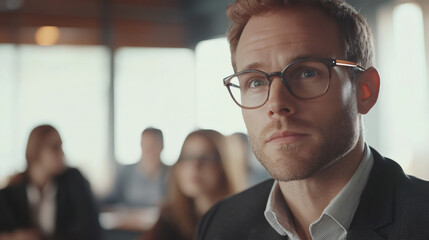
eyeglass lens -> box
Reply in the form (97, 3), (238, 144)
(226, 60), (330, 108)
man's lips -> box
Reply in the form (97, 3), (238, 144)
(266, 130), (309, 144)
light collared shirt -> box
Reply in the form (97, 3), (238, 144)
(264, 144), (374, 240)
(27, 182), (58, 236)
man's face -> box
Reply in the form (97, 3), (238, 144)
(236, 7), (361, 181)
(141, 133), (163, 162)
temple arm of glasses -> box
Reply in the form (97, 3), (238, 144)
(228, 83), (240, 89)
(336, 60), (365, 72)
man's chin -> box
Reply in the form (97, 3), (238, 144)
(259, 153), (324, 182)
(266, 166), (319, 182)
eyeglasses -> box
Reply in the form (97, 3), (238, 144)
(223, 58), (365, 109)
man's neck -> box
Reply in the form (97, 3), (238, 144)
(278, 139), (365, 239)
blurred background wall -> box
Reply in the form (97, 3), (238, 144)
(0, 0), (428, 194)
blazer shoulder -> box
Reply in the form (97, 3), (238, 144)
(371, 148), (429, 198)
(56, 167), (88, 184)
(395, 165), (429, 203)
(0, 178), (27, 199)
(61, 167), (84, 178)
(359, 147), (429, 238)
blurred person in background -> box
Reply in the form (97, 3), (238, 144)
(103, 127), (168, 208)
(141, 129), (233, 240)
(226, 132), (270, 192)
(100, 128), (168, 235)
(0, 124), (101, 240)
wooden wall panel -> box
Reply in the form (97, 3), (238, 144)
(0, 0), (187, 47)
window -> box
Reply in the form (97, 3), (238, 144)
(377, 2), (429, 176)
(114, 47), (196, 166)
(1, 38), (251, 185)
(0, 45), (110, 191)
(194, 38), (247, 135)
(0, 45), (18, 186)
(115, 39), (248, 166)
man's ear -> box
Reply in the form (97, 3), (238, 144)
(356, 67), (380, 114)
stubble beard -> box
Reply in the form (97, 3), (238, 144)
(248, 109), (359, 182)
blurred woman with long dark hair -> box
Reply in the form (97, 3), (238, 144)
(142, 129), (233, 240)
(0, 124), (101, 240)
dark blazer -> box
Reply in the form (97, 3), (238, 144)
(195, 148), (429, 240)
(0, 168), (102, 240)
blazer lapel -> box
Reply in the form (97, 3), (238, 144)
(248, 221), (286, 240)
(10, 181), (32, 228)
(347, 148), (398, 240)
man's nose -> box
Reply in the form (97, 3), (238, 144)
(266, 76), (297, 118)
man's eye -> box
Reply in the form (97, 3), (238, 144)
(249, 78), (266, 88)
(300, 69), (317, 78)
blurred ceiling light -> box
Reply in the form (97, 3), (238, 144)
(35, 26), (60, 46)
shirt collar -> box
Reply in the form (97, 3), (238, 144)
(264, 181), (298, 238)
(264, 144), (374, 238)
(320, 144), (374, 231)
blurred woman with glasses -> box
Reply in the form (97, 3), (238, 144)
(0, 125), (101, 240)
(142, 129), (233, 240)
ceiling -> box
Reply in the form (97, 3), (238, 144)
(0, 0), (390, 48)
(0, 0), (230, 47)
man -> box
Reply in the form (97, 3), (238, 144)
(103, 127), (168, 207)
(195, 0), (429, 239)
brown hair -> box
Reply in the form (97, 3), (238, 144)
(226, 0), (375, 72)
(8, 124), (60, 186)
(157, 129), (233, 239)
(142, 127), (164, 147)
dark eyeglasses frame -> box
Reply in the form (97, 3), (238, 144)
(223, 58), (365, 109)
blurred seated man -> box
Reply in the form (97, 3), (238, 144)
(100, 128), (168, 233)
(103, 127), (168, 208)
(0, 125), (101, 240)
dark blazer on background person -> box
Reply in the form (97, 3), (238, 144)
(0, 168), (102, 240)
(195, 148), (429, 240)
